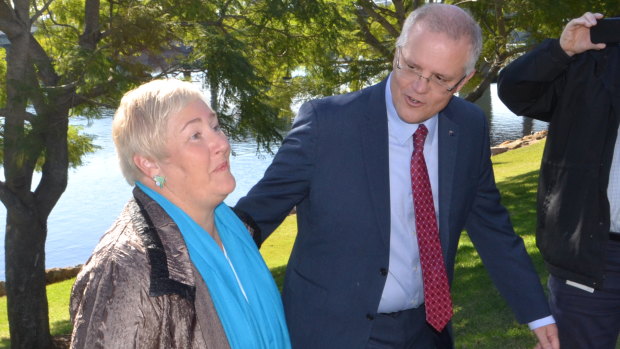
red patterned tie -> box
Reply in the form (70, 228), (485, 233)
(411, 124), (453, 331)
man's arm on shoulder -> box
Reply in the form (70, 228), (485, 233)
(234, 100), (318, 241)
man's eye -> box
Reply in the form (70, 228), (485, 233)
(434, 75), (446, 83)
(190, 132), (202, 140)
(213, 124), (221, 132)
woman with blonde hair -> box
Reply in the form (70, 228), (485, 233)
(70, 79), (290, 348)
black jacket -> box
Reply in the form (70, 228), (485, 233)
(497, 39), (620, 289)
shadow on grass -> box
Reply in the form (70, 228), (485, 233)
(51, 319), (72, 337)
(496, 169), (539, 234)
(497, 169), (547, 272)
(0, 319), (73, 349)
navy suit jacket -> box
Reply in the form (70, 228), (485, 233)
(235, 79), (550, 348)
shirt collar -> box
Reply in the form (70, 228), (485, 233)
(385, 72), (438, 145)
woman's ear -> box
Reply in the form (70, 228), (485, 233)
(133, 154), (161, 179)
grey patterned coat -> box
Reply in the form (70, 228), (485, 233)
(70, 187), (230, 349)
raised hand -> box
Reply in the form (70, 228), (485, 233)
(560, 12), (607, 56)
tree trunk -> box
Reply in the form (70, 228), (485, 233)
(5, 209), (52, 349)
(1, 6), (54, 345)
(2, 11), (67, 346)
(4, 99), (70, 348)
(463, 61), (501, 103)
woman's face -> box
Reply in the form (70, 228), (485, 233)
(156, 99), (235, 214)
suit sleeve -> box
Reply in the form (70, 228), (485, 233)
(497, 39), (572, 122)
(464, 117), (551, 324)
(234, 100), (317, 242)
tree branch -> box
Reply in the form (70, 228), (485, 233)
(357, 0), (401, 38)
(79, 0), (101, 50)
(393, 0), (407, 27)
(12, 0), (29, 25)
(0, 1), (22, 35)
(43, 11), (81, 37)
(30, 0), (54, 24)
(0, 180), (26, 215)
(28, 35), (59, 86)
(0, 108), (35, 122)
(70, 92), (116, 110)
(34, 104), (70, 217)
(354, 8), (393, 59)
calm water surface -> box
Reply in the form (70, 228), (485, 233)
(0, 84), (547, 280)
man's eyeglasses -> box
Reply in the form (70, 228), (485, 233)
(395, 47), (467, 93)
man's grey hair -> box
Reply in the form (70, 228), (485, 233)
(395, 3), (482, 75)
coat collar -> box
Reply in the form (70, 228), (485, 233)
(359, 79), (391, 248)
(132, 187), (196, 301)
(437, 101), (460, 252)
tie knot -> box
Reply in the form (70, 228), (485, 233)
(413, 124), (428, 150)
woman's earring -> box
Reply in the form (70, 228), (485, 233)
(153, 175), (166, 189)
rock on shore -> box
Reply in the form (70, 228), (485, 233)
(0, 265), (82, 297)
(490, 130), (547, 156)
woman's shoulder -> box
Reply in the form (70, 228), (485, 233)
(79, 200), (150, 279)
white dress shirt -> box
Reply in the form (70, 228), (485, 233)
(377, 74), (439, 313)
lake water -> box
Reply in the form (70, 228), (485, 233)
(0, 84), (548, 280)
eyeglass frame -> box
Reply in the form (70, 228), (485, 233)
(395, 47), (467, 93)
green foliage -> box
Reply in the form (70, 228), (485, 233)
(240, 0), (620, 106)
(0, 124), (99, 171)
(34, 0), (183, 116)
(63, 125), (101, 169)
(466, 0), (620, 67)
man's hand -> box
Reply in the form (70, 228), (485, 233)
(533, 323), (560, 349)
(560, 12), (607, 56)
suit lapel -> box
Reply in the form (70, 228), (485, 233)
(359, 80), (391, 249)
(437, 104), (459, 253)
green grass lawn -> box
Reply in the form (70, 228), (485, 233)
(451, 140), (547, 348)
(0, 278), (75, 348)
(1, 141), (550, 348)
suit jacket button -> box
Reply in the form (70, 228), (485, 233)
(366, 314), (374, 320)
(380, 268), (388, 276)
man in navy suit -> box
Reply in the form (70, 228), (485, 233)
(235, 4), (558, 348)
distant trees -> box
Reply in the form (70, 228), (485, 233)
(258, 0), (620, 103)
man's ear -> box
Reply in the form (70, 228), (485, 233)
(133, 154), (161, 179)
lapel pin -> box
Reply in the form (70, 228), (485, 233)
(449, 130), (455, 136)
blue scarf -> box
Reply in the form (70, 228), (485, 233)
(136, 182), (290, 349)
